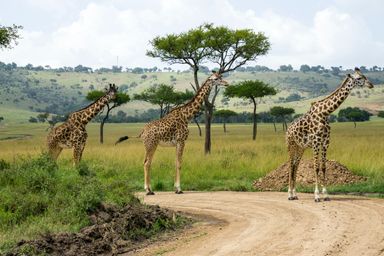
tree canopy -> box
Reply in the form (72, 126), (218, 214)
(224, 80), (276, 140)
(337, 107), (371, 127)
(134, 84), (193, 118)
(147, 23), (270, 153)
(0, 24), (22, 49)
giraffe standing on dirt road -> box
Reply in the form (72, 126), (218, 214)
(286, 68), (374, 202)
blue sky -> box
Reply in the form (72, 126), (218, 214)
(0, 0), (383, 69)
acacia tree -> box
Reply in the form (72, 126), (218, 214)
(134, 84), (194, 118)
(147, 23), (270, 153)
(225, 80), (276, 140)
(86, 91), (130, 143)
(0, 24), (22, 49)
(214, 109), (237, 133)
(270, 106), (295, 131)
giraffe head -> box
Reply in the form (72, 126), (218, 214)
(208, 71), (229, 87)
(105, 83), (118, 100)
(349, 67), (374, 89)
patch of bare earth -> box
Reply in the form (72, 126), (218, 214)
(8, 203), (189, 256)
(253, 159), (367, 191)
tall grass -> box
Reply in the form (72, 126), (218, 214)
(1, 121), (383, 192)
(0, 120), (383, 250)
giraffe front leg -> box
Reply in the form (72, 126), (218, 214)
(313, 145), (321, 202)
(321, 145), (330, 201)
(175, 142), (185, 194)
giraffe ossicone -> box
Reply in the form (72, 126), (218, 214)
(286, 67), (374, 202)
(47, 83), (118, 166)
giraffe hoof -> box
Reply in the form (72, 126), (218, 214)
(288, 196), (298, 200)
(324, 197), (331, 201)
(146, 191), (155, 196)
(175, 190), (184, 194)
(314, 198), (321, 203)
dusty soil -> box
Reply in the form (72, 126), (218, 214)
(135, 191), (384, 256)
(9, 202), (187, 256)
(254, 159), (367, 191)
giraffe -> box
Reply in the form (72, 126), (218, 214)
(116, 72), (228, 195)
(286, 68), (374, 202)
(47, 84), (118, 166)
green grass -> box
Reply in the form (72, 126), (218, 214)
(0, 120), (383, 251)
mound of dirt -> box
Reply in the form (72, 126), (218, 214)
(253, 159), (367, 191)
(9, 202), (187, 256)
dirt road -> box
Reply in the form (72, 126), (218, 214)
(133, 191), (384, 256)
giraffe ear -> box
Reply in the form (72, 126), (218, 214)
(347, 74), (352, 78)
(355, 67), (361, 72)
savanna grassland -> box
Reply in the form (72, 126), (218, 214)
(1, 120), (383, 193)
(0, 119), (384, 251)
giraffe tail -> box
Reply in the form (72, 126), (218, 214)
(115, 136), (129, 145)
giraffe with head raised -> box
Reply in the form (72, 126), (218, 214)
(47, 84), (118, 166)
(117, 72), (228, 195)
(286, 68), (374, 202)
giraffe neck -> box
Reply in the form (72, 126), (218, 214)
(310, 77), (354, 116)
(180, 79), (214, 120)
(71, 93), (115, 125)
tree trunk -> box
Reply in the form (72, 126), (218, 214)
(194, 118), (202, 136)
(273, 121), (276, 132)
(204, 100), (213, 154)
(354, 121), (356, 128)
(100, 107), (112, 144)
(223, 122), (227, 133)
(252, 98), (257, 140)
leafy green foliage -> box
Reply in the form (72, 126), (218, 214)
(224, 80), (277, 100)
(337, 107), (371, 124)
(134, 84), (193, 117)
(224, 80), (276, 140)
(214, 109), (238, 119)
(0, 24), (22, 49)
(378, 111), (384, 118)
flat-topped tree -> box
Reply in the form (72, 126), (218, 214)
(214, 109), (237, 133)
(224, 80), (276, 140)
(134, 84), (194, 118)
(147, 23), (270, 154)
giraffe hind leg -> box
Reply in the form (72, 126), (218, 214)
(288, 143), (303, 200)
(144, 145), (157, 195)
(48, 143), (63, 162)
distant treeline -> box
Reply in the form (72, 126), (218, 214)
(1, 61), (384, 75)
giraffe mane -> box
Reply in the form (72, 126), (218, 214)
(310, 75), (350, 106)
(167, 77), (211, 115)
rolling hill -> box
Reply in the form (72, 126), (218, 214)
(0, 68), (383, 123)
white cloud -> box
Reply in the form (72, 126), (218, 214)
(0, 0), (383, 69)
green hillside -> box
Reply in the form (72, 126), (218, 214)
(0, 68), (383, 123)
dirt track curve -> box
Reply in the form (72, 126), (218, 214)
(131, 191), (384, 256)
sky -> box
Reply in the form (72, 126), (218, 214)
(0, 0), (383, 70)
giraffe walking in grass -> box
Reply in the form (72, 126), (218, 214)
(47, 84), (117, 166)
(116, 72), (228, 195)
(286, 68), (374, 202)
